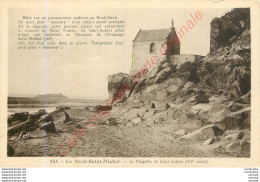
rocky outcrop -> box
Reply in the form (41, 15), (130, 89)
(39, 114), (54, 123)
(40, 121), (56, 133)
(11, 112), (29, 123)
(8, 109), (49, 136)
(210, 8), (250, 53)
(107, 72), (132, 105)
(30, 109), (47, 119)
(7, 8), (251, 158)
(179, 125), (224, 141)
(106, 8), (251, 157)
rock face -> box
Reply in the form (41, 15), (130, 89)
(210, 8), (250, 53)
(107, 72), (132, 105)
(105, 8), (251, 157)
(8, 109), (49, 136)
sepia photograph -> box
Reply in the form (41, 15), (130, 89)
(6, 7), (252, 160)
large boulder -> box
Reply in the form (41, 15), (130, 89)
(179, 125), (223, 141)
(222, 130), (245, 141)
(130, 117), (142, 125)
(64, 111), (71, 123)
(56, 106), (71, 111)
(155, 89), (168, 101)
(166, 84), (179, 94)
(213, 106), (250, 131)
(139, 92), (155, 103)
(231, 66), (250, 98)
(39, 114), (54, 123)
(188, 94), (209, 105)
(220, 130), (250, 153)
(203, 137), (221, 145)
(240, 140), (250, 153)
(151, 102), (170, 111)
(107, 72), (132, 104)
(225, 141), (241, 153)
(166, 106), (183, 121)
(40, 121), (56, 132)
(227, 92), (250, 112)
(30, 109), (47, 119)
(228, 102), (244, 112)
(170, 77), (183, 86)
(144, 84), (160, 93)
(65, 108), (93, 121)
(107, 117), (118, 126)
(183, 81), (196, 90)
(12, 112), (29, 122)
(190, 103), (212, 114)
(181, 119), (204, 133)
(142, 111), (155, 121)
(8, 119), (39, 136)
(174, 129), (189, 136)
(123, 108), (146, 120)
(149, 111), (168, 124)
(84, 106), (95, 112)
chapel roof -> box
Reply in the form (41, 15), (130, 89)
(133, 28), (171, 42)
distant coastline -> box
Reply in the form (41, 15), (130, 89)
(8, 93), (104, 116)
(8, 93), (104, 105)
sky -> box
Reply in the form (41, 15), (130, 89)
(8, 8), (233, 99)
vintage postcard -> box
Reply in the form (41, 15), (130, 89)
(0, 0), (259, 167)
